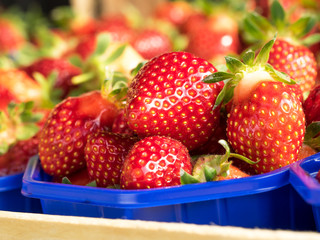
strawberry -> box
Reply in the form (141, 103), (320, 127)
(38, 91), (118, 177)
(0, 86), (18, 111)
(0, 69), (42, 107)
(268, 39), (317, 94)
(0, 18), (25, 53)
(120, 135), (192, 189)
(111, 109), (135, 136)
(0, 135), (39, 176)
(297, 144), (317, 160)
(0, 101), (44, 176)
(131, 29), (173, 59)
(85, 131), (138, 187)
(181, 140), (252, 184)
(23, 57), (82, 97)
(153, 1), (193, 28)
(125, 51), (224, 151)
(52, 168), (92, 186)
(303, 84), (320, 125)
(243, 0), (319, 94)
(185, 13), (240, 63)
(203, 38), (305, 174)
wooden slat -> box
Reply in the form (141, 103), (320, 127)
(0, 211), (319, 240)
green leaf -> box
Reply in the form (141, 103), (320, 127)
(62, 177), (72, 184)
(242, 49), (255, 66)
(289, 16), (316, 39)
(16, 124), (39, 141)
(104, 44), (127, 65)
(71, 72), (95, 85)
(255, 37), (276, 66)
(270, 0), (285, 29)
(69, 55), (83, 68)
(131, 61), (147, 77)
(243, 17), (266, 40)
(204, 165), (216, 182)
(203, 72), (234, 84)
(86, 181), (97, 187)
(180, 169), (200, 185)
(265, 64), (296, 84)
(225, 56), (245, 73)
(304, 122), (320, 151)
(0, 143), (9, 155)
(301, 33), (320, 47)
(92, 33), (111, 57)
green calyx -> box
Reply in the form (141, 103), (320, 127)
(181, 140), (257, 184)
(243, 0), (320, 46)
(0, 101), (43, 155)
(304, 121), (320, 152)
(203, 37), (295, 109)
(71, 33), (128, 93)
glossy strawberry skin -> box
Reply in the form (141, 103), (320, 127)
(23, 58), (82, 97)
(85, 131), (138, 187)
(120, 136), (192, 190)
(269, 39), (318, 93)
(303, 84), (320, 125)
(227, 81), (305, 174)
(38, 91), (118, 177)
(111, 109), (135, 136)
(0, 135), (39, 176)
(216, 165), (250, 180)
(131, 29), (172, 59)
(125, 52), (224, 151)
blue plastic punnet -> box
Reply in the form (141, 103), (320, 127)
(289, 152), (320, 232)
(0, 169), (42, 213)
(22, 155), (316, 230)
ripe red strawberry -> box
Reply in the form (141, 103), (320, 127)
(0, 69), (42, 107)
(125, 52), (224, 151)
(303, 84), (320, 125)
(0, 135), (39, 176)
(23, 57), (82, 97)
(52, 168), (92, 186)
(181, 139), (253, 184)
(268, 39), (317, 94)
(131, 29), (173, 59)
(297, 144), (317, 161)
(111, 109), (135, 136)
(153, 1), (193, 28)
(185, 13), (240, 63)
(0, 18), (25, 53)
(85, 131), (138, 187)
(74, 35), (96, 60)
(204, 38), (305, 174)
(120, 136), (192, 189)
(243, 1), (319, 94)
(0, 86), (18, 111)
(38, 91), (118, 177)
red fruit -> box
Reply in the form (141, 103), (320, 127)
(120, 136), (192, 189)
(0, 69), (42, 107)
(0, 135), (39, 176)
(23, 58), (82, 97)
(38, 91), (118, 177)
(131, 29), (172, 59)
(85, 131), (137, 187)
(216, 165), (249, 180)
(186, 14), (240, 63)
(269, 39), (318, 93)
(303, 84), (320, 125)
(52, 168), (92, 186)
(228, 81), (305, 174)
(297, 144), (317, 160)
(0, 86), (18, 111)
(154, 1), (193, 28)
(96, 19), (134, 43)
(125, 52), (224, 151)
(0, 18), (24, 53)
(111, 109), (135, 136)
(74, 35), (96, 60)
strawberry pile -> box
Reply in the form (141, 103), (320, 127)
(1, 0), (320, 190)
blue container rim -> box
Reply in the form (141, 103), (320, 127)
(289, 152), (320, 206)
(22, 155), (291, 209)
(0, 172), (23, 192)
